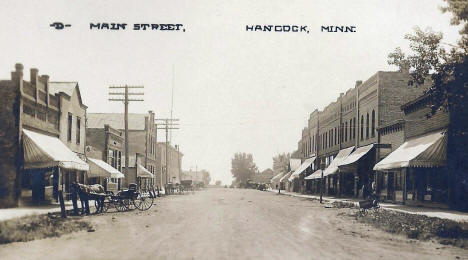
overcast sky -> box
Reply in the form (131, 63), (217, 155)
(0, 0), (462, 185)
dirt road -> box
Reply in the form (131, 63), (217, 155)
(1, 188), (466, 260)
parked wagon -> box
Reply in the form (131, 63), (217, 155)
(73, 183), (154, 214)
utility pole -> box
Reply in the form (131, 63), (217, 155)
(108, 85), (144, 184)
(156, 118), (179, 193)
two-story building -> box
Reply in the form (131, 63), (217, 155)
(0, 64), (89, 207)
(87, 111), (157, 189)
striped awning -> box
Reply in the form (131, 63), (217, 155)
(279, 171), (293, 183)
(373, 130), (447, 171)
(88, 158), (124, 178)
(270, 172), (286, 183)
(23, 129), (89, 171)
(137, 164), (154, 178)
(305, 169), (323, 180)
(289, 157), (316, 181)
(323, 146), (354, 177)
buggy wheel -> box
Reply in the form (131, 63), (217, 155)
(123, 199), (135, 210)
(115, 199), (128, 212)
(134, 193), (154, 211)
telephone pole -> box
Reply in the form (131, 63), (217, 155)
(156, 118), (179, 193)
(108, 85), (144, 183)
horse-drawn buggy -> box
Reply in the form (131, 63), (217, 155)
(180, 180), (194, 194)
(73, 183), (155, 214)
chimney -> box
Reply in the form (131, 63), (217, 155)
(355, 80), (362, 88)
(11, 63), (24, 82)
(30, 68), (38, 85)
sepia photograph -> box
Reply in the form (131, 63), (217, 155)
(0, 0), (467, 259)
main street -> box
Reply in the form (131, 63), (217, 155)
(0, 188), (465, 260)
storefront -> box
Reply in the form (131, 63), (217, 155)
(22, 129), (89, 203)
(373, 130), (447, 206)
(88, 158), (124, 194)
(338, 144), (375, 198)
(270, 172), (286, 190)
(304, 169), (323, 194)
(279, 171), (293, 191)
(323, 147), (354, 196)
(288, 157), (316, 193)
(137, 164), (155, 191)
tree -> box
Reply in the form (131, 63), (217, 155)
(272, 153), (291, 174)
(387, 0), (468, 210)
(231, 153), (258, 185)
(215, 180), (221, 186)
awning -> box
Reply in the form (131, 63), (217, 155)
(323, 146), (354, 177)
(88, 158), (124, 178)
(22, 129), (89, 171)
(305, 169), (323, 180)
(270, 172), (286, 183)
(137, 164), (154, 178)
(279, 171), (293, 183)
(338, 144), (374, 172)
(289, 159), (302, 171)
(374, 130), (447, 171)
(289, 157), (316, 181)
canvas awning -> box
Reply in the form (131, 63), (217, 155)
(270, 172), (286, 183)
(305, 169), (323, 180)
(279, 171), (293, 183)
(289, 157), (316, 181)
(88, 158), (124, 178)
(22, 129), (89, 171)
(374, 130), (447, 171)
(323, 146), (354, 177)
(137, 164), (154, 178)
(338, 144), (374, 172)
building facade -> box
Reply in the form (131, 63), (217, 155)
(87, 111), (157, 189)
(86, 124), (124, 190)
(0, 64), (89, 207)
(296, 69), (429, 198)
(156, 143), (183, 187)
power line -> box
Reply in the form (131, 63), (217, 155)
(108, 85), (144, 184)
(155, 118), (180, 193)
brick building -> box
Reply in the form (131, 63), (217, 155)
(156, 143), (183, 188)
(86, 124), (125, 191)
(87, 111), (157, 189)
(0, 64), (89, 207)
(295, 69), (429, 198)
(374, 92), (450, 207)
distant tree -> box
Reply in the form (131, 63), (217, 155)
(272, 153), (291, 174)
(231, 153), (258, 185)
(387, 0), (468, 210)
(215, 180), (221, 186)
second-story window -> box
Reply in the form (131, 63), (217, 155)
(353, 117), (356, 140)
(372, 110), (376, 137)
(67, 113), (72, 142)
(366, 113), (370, 139)
(334, 127), (337, 146)
(76, 117), (81, 144)
(345, 122), (348, 142)
(361, 115), (364, 140)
